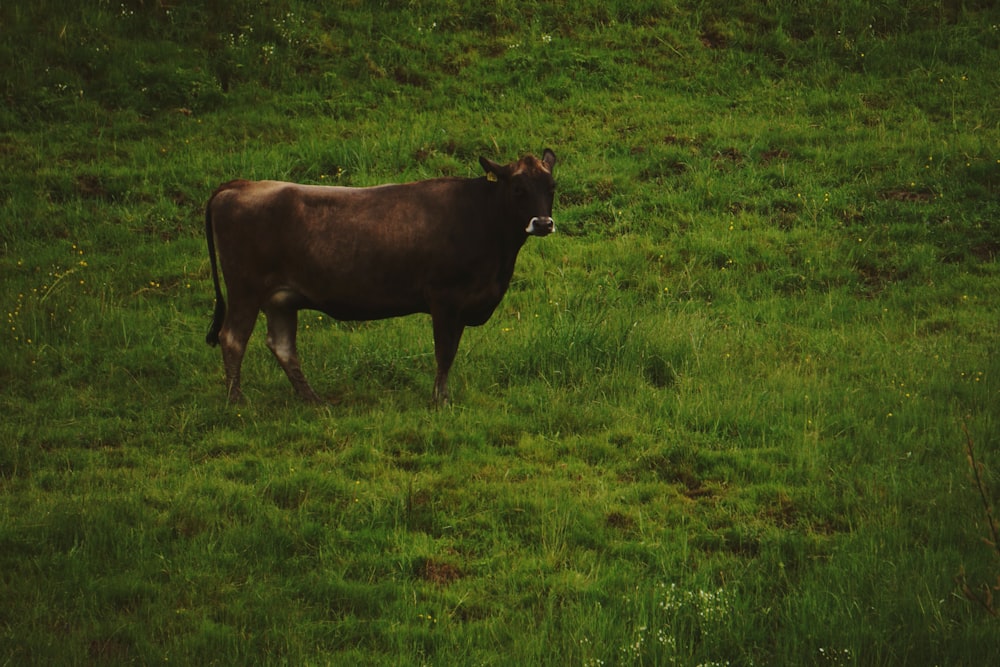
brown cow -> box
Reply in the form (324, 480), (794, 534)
(205, 149), (557, 404)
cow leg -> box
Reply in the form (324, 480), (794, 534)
(219, 308), (257, 404)
(431, 310), (465, 404)
(264, 306), (322, 403)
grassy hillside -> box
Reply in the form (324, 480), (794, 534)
(2, 1), (999, 664)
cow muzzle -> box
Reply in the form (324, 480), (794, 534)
(526, 216), (555, 236)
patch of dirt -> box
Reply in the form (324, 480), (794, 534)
(699, 29), (728, 49)
(880, 189), (935, 203)
(420, 558), (462, 585)
(713, 147), (743, 164)
(760, 148), (790, 165)
(605, 511), (636, 531)
(75, 174), (110, 200)
(970, 241), (1000, 262)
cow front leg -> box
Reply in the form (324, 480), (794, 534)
(264, 306), (322, 403)
(431, 310), (465, 405)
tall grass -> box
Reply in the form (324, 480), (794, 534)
(2, 0), (999, 664)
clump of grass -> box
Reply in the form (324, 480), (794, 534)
(956, 420), (1000, 618)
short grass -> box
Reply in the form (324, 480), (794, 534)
(2, 1), (999, 664)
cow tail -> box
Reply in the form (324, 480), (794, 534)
(205, 195), (226, 347)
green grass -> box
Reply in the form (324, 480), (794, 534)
(2, 1), (1000, 664)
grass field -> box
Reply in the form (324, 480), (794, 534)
(2, 1), (999, 664)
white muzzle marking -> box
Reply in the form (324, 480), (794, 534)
(526, 216), (555, 235)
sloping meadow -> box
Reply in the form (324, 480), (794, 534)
(2, 1), (999, 664)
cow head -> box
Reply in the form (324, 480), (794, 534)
(480, 149), (557, 237)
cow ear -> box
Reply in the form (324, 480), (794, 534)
(542, 149), (556, 171)
(480, 156), (508, 181)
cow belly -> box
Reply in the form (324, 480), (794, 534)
(265, 273), (505, 325)
(314, 292), (501, 325)
(271, 289), (429, 321)
(317, 301), (428, 321)
(264, 273), (429, 317)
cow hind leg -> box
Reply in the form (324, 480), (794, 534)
(219, 308), (258, 404)
(264, 306), (322, 403)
